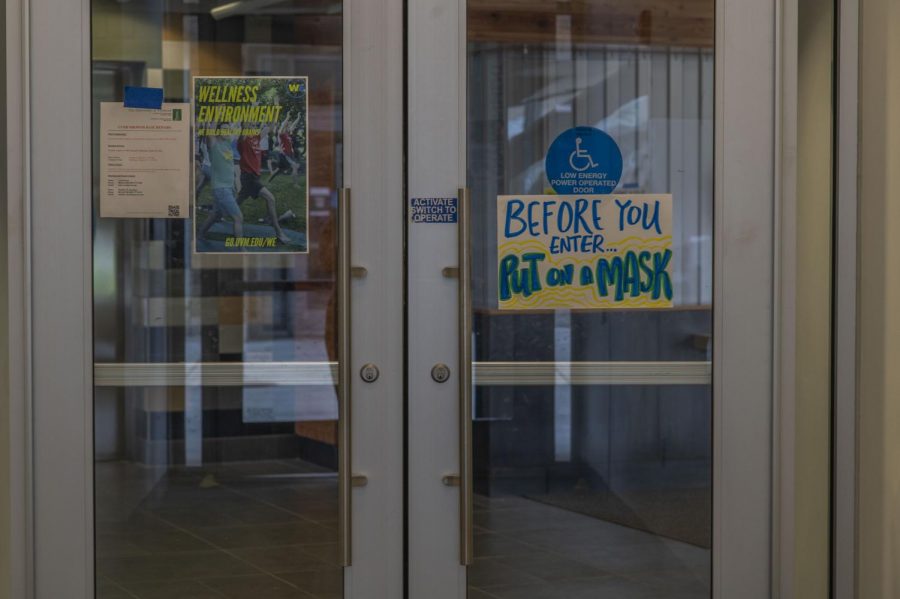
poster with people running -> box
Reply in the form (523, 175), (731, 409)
(193, 76), (309, 254)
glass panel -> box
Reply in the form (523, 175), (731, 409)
(467, 1), (714, 597)
(91, 2), (344, 597)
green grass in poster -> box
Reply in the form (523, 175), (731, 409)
(195, 172), (308, 252)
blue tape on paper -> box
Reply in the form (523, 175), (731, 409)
(123, 86), (163, 109)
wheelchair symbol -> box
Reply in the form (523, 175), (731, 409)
(569, 137), (599, 172)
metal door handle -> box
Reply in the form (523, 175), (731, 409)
(457, 187), (474, 566)
(338, 188), (352, 567)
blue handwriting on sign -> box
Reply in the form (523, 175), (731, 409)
(615, 198), (662, 234)
(498, 250), (673, 303)
(502, 197), (607, 255)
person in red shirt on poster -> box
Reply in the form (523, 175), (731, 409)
(266, 109), (303, 186)
(236, 122), (292, 245)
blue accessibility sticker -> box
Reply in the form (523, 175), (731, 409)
(545, 127), (622, 195)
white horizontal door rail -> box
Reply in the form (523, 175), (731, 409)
(474, 361), (711, 386)
(94, 361), (712, 387)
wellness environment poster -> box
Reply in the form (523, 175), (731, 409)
(193, 76), (309, 254)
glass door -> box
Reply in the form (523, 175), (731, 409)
(28, 0), (776, 596)
(407, 0), (777, 597)
(92, 3), (348, 597)
(29, 0), (404, 597)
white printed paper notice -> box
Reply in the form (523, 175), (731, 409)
(100, 102), (191, 218)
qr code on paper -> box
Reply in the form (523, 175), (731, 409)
(168, 205), (181, 217)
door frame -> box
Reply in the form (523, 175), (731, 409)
(406, 0), (779, 596)
(713, 0), (778, 595)
(2, 0), (32, 597)
(9, 0), (814, 596)
(832, 0), (859, 594)
(23, 0), (406, 596)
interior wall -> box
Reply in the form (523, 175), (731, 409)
(858, 0), (900, 595)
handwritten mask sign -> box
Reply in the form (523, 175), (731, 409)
(497, 195), (674, 310)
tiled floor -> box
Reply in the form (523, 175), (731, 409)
(468, 495), (710, 599)
(96, 461), (709, 599)
(96, 460), (343, 599)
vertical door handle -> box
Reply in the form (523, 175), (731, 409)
(457, 188), (474, 566)
(338, 188), (353, 567)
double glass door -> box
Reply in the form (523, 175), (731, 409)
(28, 0), (775, 597)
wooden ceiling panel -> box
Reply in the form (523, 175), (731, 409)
(468, 0), (714, 48)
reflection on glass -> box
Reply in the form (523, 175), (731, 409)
(468, 0), (713, 597)
(92, 1), (344, 597)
